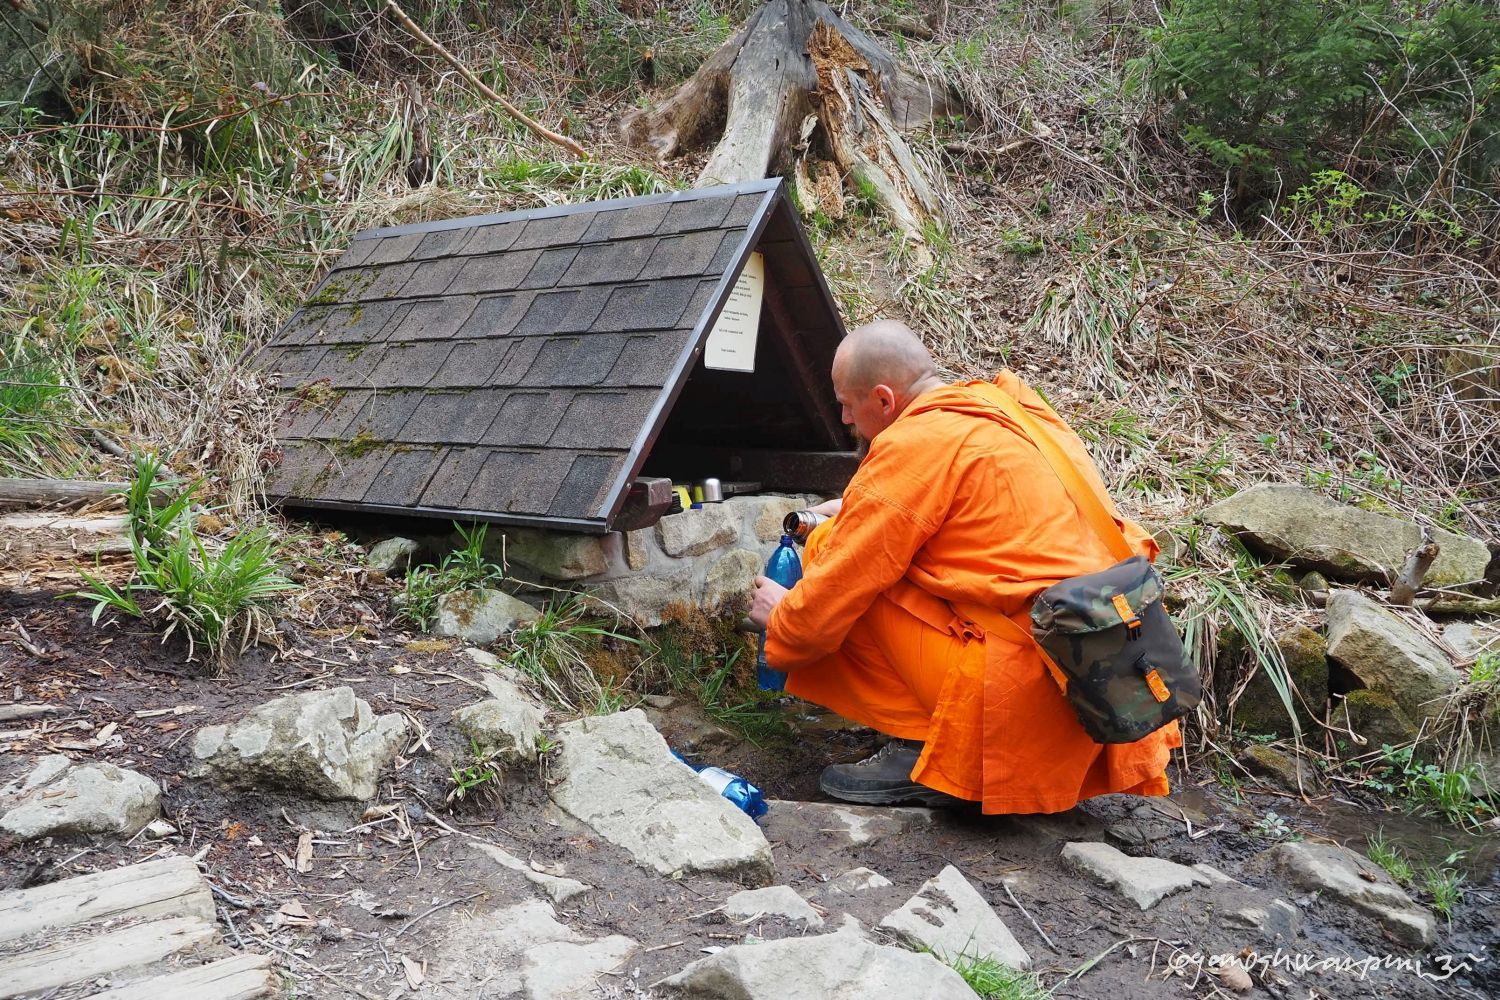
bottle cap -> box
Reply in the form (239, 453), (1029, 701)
(780, 534), (794, 546)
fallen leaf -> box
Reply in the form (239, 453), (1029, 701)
(529, 859), (566, 877)
(224, 820), (246, 841)
(388, 665), (412, 675)
(93, 721), (118, 745)
(401, 956), (425, 988)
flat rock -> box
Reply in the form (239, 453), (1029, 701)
(1326, 590), (1460, 720)
(1061, 841), (1209, 910)
(433, 899), (635, 999)
(1106, 803), (1180, 846)
(761, 799), (934, 849)
(1441, 620), (1500, 661)
(366, 536), (420, 575)
(657, 504), (737, 557)
(1219, 889), (1303, 942)
(0, 759), (160, 840)
(1266, 841), (1435, 947)
(192, 686), (408, 801)
(724, 885), (823, 926)
(505, 528), (609, 581)
(434, 588), (539, 645)
(523, 934), (638, 1000)
(1240, 745), (1317, 792)
(1199, 483), (1490, 585)
(548, 709), (773, 882)
(879, 865), (1031, 970)
(471, 841), (591, 904)
(657, 916), (978, 999)
(826, 867), (893, 895)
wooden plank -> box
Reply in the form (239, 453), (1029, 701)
(0, 916), (217, 998)
(0, 478), (129, 506)
(0, 856), (213, 946)
(89, 953), (276, 1000)
(760, 277), (848, 450)
(646, 445), (859, 494)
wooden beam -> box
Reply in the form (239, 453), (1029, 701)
(89, 954), (275, 1000)
(0, 856), (214, 946)
(647, 445), (858, 495)
(0, 916), (217, 998)
(759, 277), (849, 450)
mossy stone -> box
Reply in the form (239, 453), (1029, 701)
(1232, 626), (1329, 738)
(1331, 689), (1419, 751)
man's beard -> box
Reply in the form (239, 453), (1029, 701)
(854, 433), (870, 459)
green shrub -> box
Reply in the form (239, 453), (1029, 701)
(0, 328), (76, 476)
(400, 522), (505, 631)
(1145, 0), (1500, 201)
(73, 453), (295, 669)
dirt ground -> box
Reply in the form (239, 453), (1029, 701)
(1, 583), (1496, 1000)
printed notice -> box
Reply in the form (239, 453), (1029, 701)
(705, 251), (764, 372)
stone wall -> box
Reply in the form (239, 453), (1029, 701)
(496, 494), (824, 625)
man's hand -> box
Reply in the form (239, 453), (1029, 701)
(749, 575), (788, 630)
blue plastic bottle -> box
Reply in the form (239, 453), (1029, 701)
(671, 751), (769, 818)
(756, 535), (803, 691)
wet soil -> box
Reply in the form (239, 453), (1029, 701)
(1, 584), (1495, 1000)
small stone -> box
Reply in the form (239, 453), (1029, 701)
(1265, 841), (1435, 947)
(1061, 841), (1209, 910)
(434, 588), (540, 645)
(1223, 894), (1302, 941)
(366, 537), (420, 575)
(0, 762), (161, 841)
(1240, 745), (1317, 792)
(624, 529), (652, 571)
(656, 505), (736, 557)
(1213, 962), (1254, 992)
(826, 867), (893, 895)
(451, 696), (544, 765)
(725, 885), (823, 926)
(144, 819), (178, 839)
(879, 865), (1031, 969)
(1191, 863), (1241, 887)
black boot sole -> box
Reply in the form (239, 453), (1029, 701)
(818, 775), (968, 808)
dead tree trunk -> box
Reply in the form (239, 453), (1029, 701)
(623, 0), (959, 237)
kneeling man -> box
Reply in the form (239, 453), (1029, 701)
(749, 320), (1180, 813)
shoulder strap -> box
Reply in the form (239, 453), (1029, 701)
(976, 383), (1134, 564)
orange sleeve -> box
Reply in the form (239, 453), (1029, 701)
(764, 419), (952, 671)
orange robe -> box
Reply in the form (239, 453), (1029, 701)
(765, 371), (1181, 814)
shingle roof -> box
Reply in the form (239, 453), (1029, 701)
(258, 178), (850, 532)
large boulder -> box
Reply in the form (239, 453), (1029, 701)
(1264, 841), (1435, 947)
(1326, 590), (1461, 721)
(0, 757), (160, 841)
(657, 505), (737, 558)
(1330, 690), (1419, 751)
(504, 529), (608, 580)
(434, 589), (539, 645)
(192, 687), (408, 800)
(1230, 626), (1329, 737)
(1200, 484), (1490, 585)
(548, 710), (773, 883)
(657, 917), (979, 999)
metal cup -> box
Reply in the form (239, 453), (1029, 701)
(699, 477), (724, 503)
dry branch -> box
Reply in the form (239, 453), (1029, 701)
(0, 478), (128, 507)
(1389, 528), (1440, 606)
(382, 0), (589, 160)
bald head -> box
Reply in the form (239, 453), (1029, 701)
(831, 320), (945, 442)
(834, 320), (939, 395)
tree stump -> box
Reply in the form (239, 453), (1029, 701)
(623, 0), (959, 238)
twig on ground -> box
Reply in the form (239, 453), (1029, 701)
(1001, 880), (1057, 951)
(392, 891), (486, 939)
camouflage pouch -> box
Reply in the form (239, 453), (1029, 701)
(1030, 555), (1198, 744)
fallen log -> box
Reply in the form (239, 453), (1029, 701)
(0, 513), (132, 572)
(0, 478), (128, 507)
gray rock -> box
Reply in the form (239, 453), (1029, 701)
(725, 494), (807, 542)
(0, 761), (160, 840)
(761, 799), (935, 849)
(1192, 864), (1241, 887)
(1061, 841), (1209, 910)
(586, 570), (692, 627)
(827, 867), (893, 895)
(1331, 689), (1420, 748)
(1106, 803), (1180, 846)
(434, 588), (540, 645)
(1442, 621), (1500, 661)
(523, 935), (637, 1000)
(366, 536), (420, 575)
(1267, 841), (1434, 947)
(1240, 745), (1317, 792)
(471, 841), (591, 904)
(658, 916), (978, 999)
(725, 885), (824, 926)
(449, 661), (547, 763)
(1326, 590), (1460, 719)
(879, 865), (1031, 969)
(548, 709), (773, 882)
(1200, 484), (1490, 585)
(657, 505), (737, 558)
(1222, 892), (1303, 941)
(703, 548), (762, 606)
(1231, 626), (1329, 738)
(506, 529), (608, 581)
(192, 686), (408, 801)
(435, 898), (635, 999)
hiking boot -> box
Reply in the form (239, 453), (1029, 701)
(819, 739), (969, 807)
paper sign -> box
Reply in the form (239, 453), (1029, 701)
(705, 251), (764, 372)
